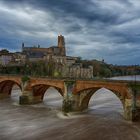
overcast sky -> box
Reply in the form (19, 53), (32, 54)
(0, 0), (140, 65)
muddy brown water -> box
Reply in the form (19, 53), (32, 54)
(1, 86), (140, 140)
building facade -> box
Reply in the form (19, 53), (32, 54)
(0, 54), (13, 66)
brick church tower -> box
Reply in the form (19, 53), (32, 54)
(58, 35), (66, 56)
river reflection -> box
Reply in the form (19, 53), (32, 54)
(1, 77), (140, 140)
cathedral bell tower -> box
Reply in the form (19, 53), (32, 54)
(58, 35), (66, 56)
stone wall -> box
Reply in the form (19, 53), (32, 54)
(60, 65), (93, 79)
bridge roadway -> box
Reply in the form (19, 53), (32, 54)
(0, 75), (140, 121)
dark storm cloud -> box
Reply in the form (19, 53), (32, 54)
(2, 0), (118, 25)
(0, 0), (140, 64)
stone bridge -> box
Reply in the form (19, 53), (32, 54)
(0, 75), (140, 121)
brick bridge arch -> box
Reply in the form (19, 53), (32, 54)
(73, 80), (133, 111)
(32, 84), (63, 101)
(0, 76), (22, 99)
(28, 78), (65, 103)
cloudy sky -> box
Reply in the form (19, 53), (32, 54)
(0, 0), (140, 65)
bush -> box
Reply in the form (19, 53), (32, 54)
(21, 76), (30, 84)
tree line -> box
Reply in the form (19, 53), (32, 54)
(0, 59), (140, 78)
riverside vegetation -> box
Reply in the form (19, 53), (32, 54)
(0, 59), (140, 78)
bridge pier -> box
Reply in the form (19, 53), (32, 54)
(124, 99), (132, 120)
(62, 91), (92, 112)
(19, 91), (43, 105)
(128, 93), (140, 121)
(19, 90), (34, 105)
(68, 91), (93, 112)
(123, 90), (140, 121)
(62, 81), (76, 112)
(19, 88), (43, 105)
(70, 94), (82, 111)
(62, 94), (83, 112)
(19, 77), (43, 105)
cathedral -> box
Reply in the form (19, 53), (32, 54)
(22, 35), (66, 61)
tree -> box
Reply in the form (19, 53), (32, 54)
(0, 49), (9, 54)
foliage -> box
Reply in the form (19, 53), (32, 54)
(129, 83), (140, 91)
(21, 76), (30, 84)
(0, 49), (9, 54)
(0, 59), (140, 78)
(53, 70), (61, 77)
(64, 80), (75, 85)
(81, 60), (140, 78)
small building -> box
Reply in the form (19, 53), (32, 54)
(65, 56), (79, 66)
(0, 54), (13, 66)
(13, 52), (26, 64)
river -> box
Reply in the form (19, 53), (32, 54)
(0, 76), (140, 140)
